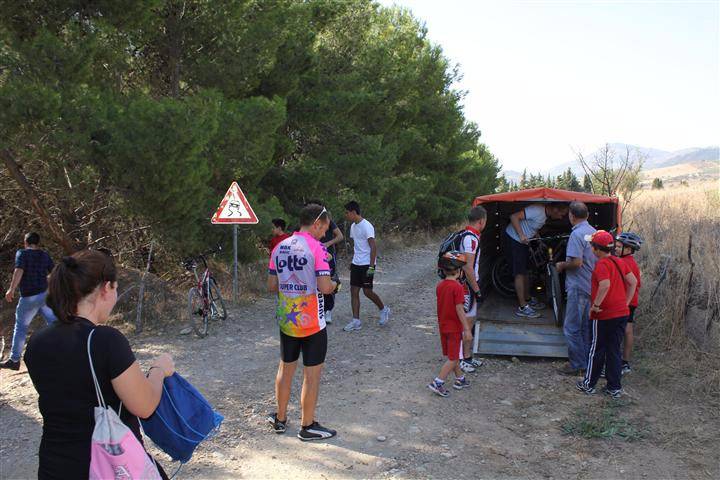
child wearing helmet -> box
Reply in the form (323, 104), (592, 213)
(428, 251), (473, 397)
(615, 232), (643, 374)
(576, 231), (638, 398)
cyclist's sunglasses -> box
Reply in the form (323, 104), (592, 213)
(314, 207), (328, 224)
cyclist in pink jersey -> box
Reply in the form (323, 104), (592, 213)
(266, 204), (338, 441)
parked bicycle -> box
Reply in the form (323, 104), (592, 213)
(491, 234), (569, 326)
(183, 246), (227, 337)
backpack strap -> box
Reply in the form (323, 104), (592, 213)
(87, 329), (124, 415)
(608, 257), (625, 279)
(86, 329), (106, 409)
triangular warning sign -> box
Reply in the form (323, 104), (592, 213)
(211, 182), (259, 224)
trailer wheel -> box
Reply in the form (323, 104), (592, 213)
(547, 264), (564, 327)
(491, 256), (516, 297)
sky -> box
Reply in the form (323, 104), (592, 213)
(377, 0), (720, 172)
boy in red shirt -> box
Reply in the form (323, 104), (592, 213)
(577, 231), (638, 398)
(268, 218), (291, 255)
(428, 251), (473, 397)
(615, 232), (643, 374)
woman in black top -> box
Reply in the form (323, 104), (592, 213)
(25, 249), (174, 479)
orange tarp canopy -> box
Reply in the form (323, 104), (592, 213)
(473, 187), (619, 206)
(473, 187), (622, 228)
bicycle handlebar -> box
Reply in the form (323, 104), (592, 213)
(182, 244), (222, 269)
(528, 234), (570, 243)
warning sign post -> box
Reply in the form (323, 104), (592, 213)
(211, 182), (259, 301)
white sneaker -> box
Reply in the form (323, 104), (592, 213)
(325, 310), (333, 324)
(470, 358), (483, 368)
(343, 319), (362, 332)
(515, 305), (541, 318)
(379, 306), (391, 326)
(459, 360), (476, 373)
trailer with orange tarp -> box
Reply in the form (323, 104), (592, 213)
(471, 188), (621, 358)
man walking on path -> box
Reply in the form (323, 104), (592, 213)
(266, 204), (338, 441)
(342, 201), (390, 332)
(555, 202), (596, 375)
(1, 232), (57, 370)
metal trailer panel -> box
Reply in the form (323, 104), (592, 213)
(472, 296), (568, 358)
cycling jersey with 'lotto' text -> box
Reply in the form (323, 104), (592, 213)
(268, 232), (331, 338)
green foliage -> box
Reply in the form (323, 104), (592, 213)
(652, 178), (664, 190)
(1, 0), (499, 259)
(561, 400), (644, 442)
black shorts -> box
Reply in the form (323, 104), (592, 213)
(350, 264), (374, 289)
(503, 231), (529, 276)
(280, 328), (327, 366)
(627, 306), (636, 323)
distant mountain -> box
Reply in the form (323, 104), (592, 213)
(501, 144), (719, 181)
(655, 147), (719, 168)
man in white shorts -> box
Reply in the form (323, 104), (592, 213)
(458, 206), (487, 373)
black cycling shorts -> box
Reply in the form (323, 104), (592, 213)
(627, 306), (636, 323)
(350, 263), (374, 289)
(503, 231), (529, 276)
(280, 328), (327, 366)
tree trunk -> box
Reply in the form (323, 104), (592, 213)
(1, 149), (78, 254)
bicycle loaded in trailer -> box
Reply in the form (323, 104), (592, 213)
(471, 188), (621, 358)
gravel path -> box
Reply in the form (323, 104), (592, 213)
(1, 243), (717, 479)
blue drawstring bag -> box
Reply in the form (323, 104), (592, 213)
(141, 373), (223, 463)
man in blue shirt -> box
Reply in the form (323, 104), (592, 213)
(1, 232), (57, 370)
(555, 202), (597, 375)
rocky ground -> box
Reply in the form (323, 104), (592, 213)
(1, 243), (718, 479)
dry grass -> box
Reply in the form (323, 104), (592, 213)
(625, 181), (720, 399)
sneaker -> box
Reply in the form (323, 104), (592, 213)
(459, 360), (476, 373)
(343, 319), (362, 332)
(621, 362), (631, 375)
(379, 306), (391, 326)
(515, 305), (541, 319)
(427, 380), (450, 397)
(558, 364), (582, 376)
(470, 358), (483, 368)
(528, 297), (546, 310)
(266, 413), (287, 434)
(0, 359), (20, 371)
(298, 422), (337, 441)
(453, 377), (471, 390)
(575, 380), (597, 395)
(603, 387), (623, 399)
(325, 310), (333, 324)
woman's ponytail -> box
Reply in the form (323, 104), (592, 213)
(47, 250), (117, 324)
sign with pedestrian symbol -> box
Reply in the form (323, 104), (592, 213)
(211, 182), (258, 224)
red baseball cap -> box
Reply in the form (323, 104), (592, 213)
(584, 230), (615, 249)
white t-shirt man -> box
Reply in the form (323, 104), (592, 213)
(505, 204), (547, 242)
(459, 227), (481, 317)
(350, 219), (375, 265)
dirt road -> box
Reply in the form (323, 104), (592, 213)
(1, 243), (717, 479)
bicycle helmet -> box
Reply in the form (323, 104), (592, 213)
(616, 232), (643, 251)
(438, 251), (467, 271)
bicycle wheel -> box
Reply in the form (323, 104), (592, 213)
(208, 279), (227, 321)
(491, 256), (516, 297)
(547, 264), (565, 327)
(188, 287), (209, 337)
